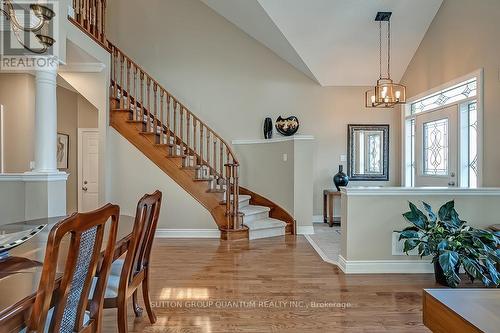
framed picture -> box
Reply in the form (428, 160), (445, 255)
(57, 133), (69, 169)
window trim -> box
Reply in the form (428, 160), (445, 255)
(401, 69), (483, 187)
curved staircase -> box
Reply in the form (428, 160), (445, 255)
(68, 1), (294, 240)
(108, 45), (294, 240)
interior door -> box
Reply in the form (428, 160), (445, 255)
(79, 129), (99, 212)
(415, 105), (458, 187)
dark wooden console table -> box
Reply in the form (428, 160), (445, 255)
(323, 189), (341, 227)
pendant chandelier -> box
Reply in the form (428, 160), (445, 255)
(0, 0), (56, 54)
(365, 12), (406, 108)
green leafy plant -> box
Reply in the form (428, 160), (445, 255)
(397, 200), (500, 287)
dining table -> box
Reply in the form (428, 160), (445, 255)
(0, 215), (135, 333)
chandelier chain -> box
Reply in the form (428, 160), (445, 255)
(379, 20), (382, 79)
(387, 20), (391, 78)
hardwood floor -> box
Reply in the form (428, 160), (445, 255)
(102, 235), (436, 333)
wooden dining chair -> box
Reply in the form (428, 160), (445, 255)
(102, 190), (162, 333)
(26, 204), (120, 333)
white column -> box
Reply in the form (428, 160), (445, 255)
(33, 68), (58, 173)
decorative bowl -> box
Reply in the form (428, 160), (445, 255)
(275, 116), (299, 136)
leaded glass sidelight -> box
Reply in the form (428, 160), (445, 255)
(411, 79), (477, 114)
(468, 102), (478, 187)
(423, 119), (449, 175)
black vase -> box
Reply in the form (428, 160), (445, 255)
(333, 165), (349, 191)
(434, 260), (460, 287)
(264, 117), (273, 139)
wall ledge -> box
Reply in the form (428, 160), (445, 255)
(337, 255), (433, 274)
(341, 186), (500, 196)
(232, 135), (314, 145)
(0, 172), (69, 182)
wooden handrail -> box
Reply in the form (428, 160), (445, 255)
(68, 7), (241, 230)
(109, 43), (241, 230)
(107, 43), (238, 164)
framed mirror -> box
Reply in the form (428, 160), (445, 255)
(347, 124), (389, 181)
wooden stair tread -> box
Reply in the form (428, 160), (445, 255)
(182, 165), (202, 170)
(140, 131), (160, 136)
(165, 154), (185, 158)
(207, 188), (225, 193)
(193, 177), (213, 182)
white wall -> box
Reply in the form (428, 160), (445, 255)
(341, 188), (500, 262)
(106, 0), (401, 217)
(0, 74), (35, 172)
(235, 140), (294, 213)
(108, 128), (215, 229)
(234, 137), (314, 229)
(0, 181), (25, 224)
(401, 0), (500, 186)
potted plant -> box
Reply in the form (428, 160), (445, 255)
(397, 200), (499, 287)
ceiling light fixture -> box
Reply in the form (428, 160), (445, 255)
(1, 0), (56, 54)
(365, 11), (406, 108)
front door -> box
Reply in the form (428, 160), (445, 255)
(78, 129), (99, 211)
(414, 105), (458, 187)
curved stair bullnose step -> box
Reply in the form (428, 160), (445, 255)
(240, 205), (270, 224)
(244, 218), (287, 240)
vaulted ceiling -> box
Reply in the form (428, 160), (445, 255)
(201, 0), (443, 86)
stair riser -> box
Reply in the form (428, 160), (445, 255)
(249, 227), (285, 240)
(222, 198), (250, 208)
(243, 211), (269, 224)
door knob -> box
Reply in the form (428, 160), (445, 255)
(448, 181), (455, 187)
(82, 186), (88, 191)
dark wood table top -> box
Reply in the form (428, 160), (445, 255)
(0, 215), (135, 331)
(424, 289), (500, 333)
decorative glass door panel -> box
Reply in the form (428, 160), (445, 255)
(415, 105), (458, 187)
(423, 119), (448, 176)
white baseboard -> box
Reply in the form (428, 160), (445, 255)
(296, 226), (315, 235)
(337, 255), (434, 274)
(155, 229), (221, 238)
